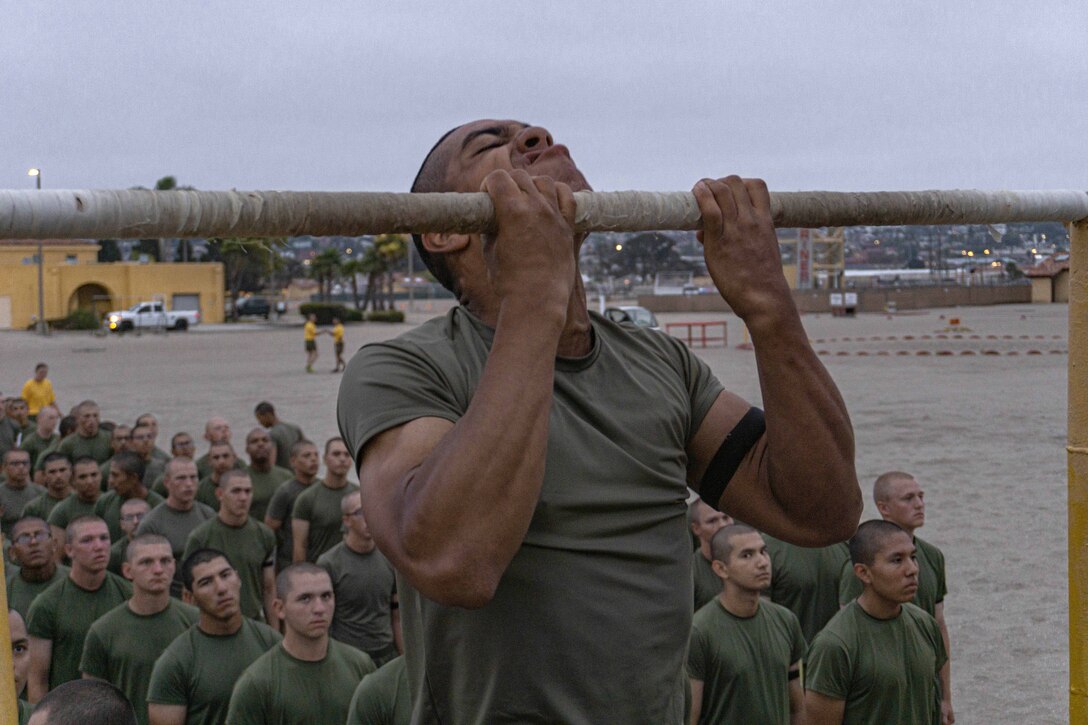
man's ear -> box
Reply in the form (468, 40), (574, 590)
(710, 559), (729, 581)
(853, 562), (872, 586)
(421, 232), (470, 255)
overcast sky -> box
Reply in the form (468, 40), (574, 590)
(3, 1), (1085, 196)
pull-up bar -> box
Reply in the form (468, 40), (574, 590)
(1, 188), (1086, 239)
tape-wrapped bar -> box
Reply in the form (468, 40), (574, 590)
(0, 188), (1086, 240)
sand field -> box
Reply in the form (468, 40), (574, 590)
(0, 300), (1071, 723)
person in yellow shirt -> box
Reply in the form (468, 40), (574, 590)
(330, 317), (346, 373)
(21, 363), (57, 419)
(303, 315), (319, 373)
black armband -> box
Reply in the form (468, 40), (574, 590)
(788, 668), (801, 681)
(699, 406), (765, 508)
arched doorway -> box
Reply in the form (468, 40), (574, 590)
(68, 283), (114, 319)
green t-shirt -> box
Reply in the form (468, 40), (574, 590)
(687, 599), (805, 725)
(337, 307), (723, 723)
(26, 572), (133, 690)
(317, 541), (396, 655)
(292, 482), (358, 562)
(268, 422), (304, 471)
(108, 538), (129, 576)
(183, 517), (275, 621)
(94, 490), (165, 542)
(265, 478), (319, 570)
(193, 476), (222, 512)
(692, 549), (720, 611)
(80, 600), (200, 725)
(839, 535), (947, 616)
(137, 501), (217, 597)
(246, 464), (293, 523)
(46, 494), (98, 531)
(227, 639), (376, 725)
(17, 698), (32, 725)
(0, 483), (46, 536)
(20, 432), (58, 469)
(806, 601), (947, 725)
(147, 618), (281, 725)
(21, 492), (67, 522)
(764, 535), (850, 642)
(5, 564), (69, 620)
(347, 655), (411, 725)
(57, 430), (112, 464)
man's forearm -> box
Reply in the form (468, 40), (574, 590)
(388, 305), (564, 606)
(748, 303), (860, 544)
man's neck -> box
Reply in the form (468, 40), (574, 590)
(857, 589), (903, 620)
(78, 491), (100, 504)
(199, 612), (243, 637)
(128, 589), (171, 616)
(36, 426), (53, 438)
(79, 429), (97, 439)
(323, 473), (349, 490)
(167, 499), (194, 513)
(295, 473), (316, 486)
(464, 278), (594, 358)
(249, 459), (271, 473)
(19, 561), (57, 583)
(218, 510), (248, 528)
(699, 540), (713, 561)
(70, 565), (107, 590)
(5, 480), (29, 491)
(283, 631), (329, 662)
(122, 485), (149, 501)
(47, 490), (68, 502)
(719, 585), (761, 618)
(344, 532), (376, 554)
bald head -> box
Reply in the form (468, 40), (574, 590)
(873, 471), (916, 504)
(204, 417), (231, 444)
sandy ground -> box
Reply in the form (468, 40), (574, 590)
(0, 301), (1070, 724)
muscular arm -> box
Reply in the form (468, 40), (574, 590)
(804, 690), (845, 725)
(27, 636), (51, 703)
(148, 704), (188, 725)
(686, 178), (861, 545)
(688, 678), (703, 725)
(263, 514), (282, 532)
(788, 663), (805, 725)
(291, 518), (310, 563)
(936, 602), (954, 724)
(355, 171), (578, 608)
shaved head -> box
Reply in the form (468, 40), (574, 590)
(849, 519), (910, 567)
(873, 471), (915, 504)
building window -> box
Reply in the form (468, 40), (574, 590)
(66, 255), (78, 264)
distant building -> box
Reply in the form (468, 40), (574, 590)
(0, 239), (225, 329)
(1025, 254), (1070, 303)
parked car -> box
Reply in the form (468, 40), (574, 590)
(106, 301), (200, 332)
(233, 296), (271, 319)
(603, 305), (661, 330)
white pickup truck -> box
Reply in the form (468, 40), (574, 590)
(105, 301), (200, 332)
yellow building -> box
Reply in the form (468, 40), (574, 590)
(0, 240), (225, 330)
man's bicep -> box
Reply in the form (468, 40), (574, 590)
(357, 417), (454, 554)
(805, 690), (845, 725)
(148, 703), (188, 725)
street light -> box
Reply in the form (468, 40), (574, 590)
(27, 168), (45, 335)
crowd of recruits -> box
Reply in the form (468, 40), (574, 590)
(0, 396), (405, 725)
(687, 471), (951, 724)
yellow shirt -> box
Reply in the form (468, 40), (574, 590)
(21, 378), (55, 415)
(304, 321), (317, 342)
(332, 323), (344, 344)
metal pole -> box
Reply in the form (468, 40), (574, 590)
(1, 188), (1086, 240)
(1070, 219), (1088, 721)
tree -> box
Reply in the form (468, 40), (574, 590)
(340, 258), (365, 309)
(205, 238), (284, 319)
(358, 234), (408, 311)
(309, 248), (343, 302)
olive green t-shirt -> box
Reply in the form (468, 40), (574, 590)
(21, 492), (67, 522)
(347, 655), (411, 725)
(806, 601), (947, 725)
(193, 475), (222, 511)
(764, 535), (850, 642)
(292, 481), (358, 562)
(17, 698), (32, 725)
(5, 564), (69, 620)
(20, 432), (58, 469)
(692, 549), (720, 611)
(80, 600), (200, 725)
(265, 478), (319, 570)
(317, 541), (396, 655)
(48, 495), (98, 531)
(839, 535), (947, 616)
(94, 490), (165, 542)
(57, 430), (112, 464)
(687, 599), (804, 725)
(183, 517), (275, 621)
(268, 421), (304, 471)
(0, 483), (46, 537)
(26, 572), (133, 690)
(337, 308), (723, 723)
(246, 464), (293, 522)
(108, 538), (129, 576)
(227, 639), (376, 725)
(147, 618), (281, 725)
(137, 501), (217, 597)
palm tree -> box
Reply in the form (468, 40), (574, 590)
(309, 248), (343, 302)
(340, 258), (365, 309)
